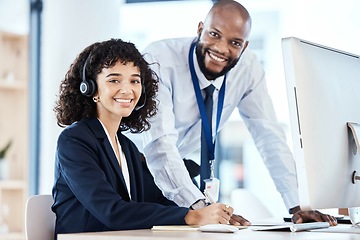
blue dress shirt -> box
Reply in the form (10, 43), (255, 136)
(128, 37), (299, 210)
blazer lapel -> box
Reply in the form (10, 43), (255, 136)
(85, 118), (130, 200)
(102, 139), (129, 191)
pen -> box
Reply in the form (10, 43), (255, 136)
(204, 189), (216, 204)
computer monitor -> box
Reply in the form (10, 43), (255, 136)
(282, 37), (360, 210)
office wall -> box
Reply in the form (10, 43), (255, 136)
(0, 0), (28, 34)
(282, 0), (360, 54)
(40, 0), (121, 193)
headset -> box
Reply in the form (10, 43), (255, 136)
(80, 53), (96, 97)
(135, 86), (146, 111)
(80, 52), (146, 110)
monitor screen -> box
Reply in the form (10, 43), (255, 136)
(282, 37), (360, 210)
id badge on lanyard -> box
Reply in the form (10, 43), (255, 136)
(204, 159), (220, 202)
(188, 41), (226, 203)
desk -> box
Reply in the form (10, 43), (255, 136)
(58, 225), (360, 240)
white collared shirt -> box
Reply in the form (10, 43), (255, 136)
(98, 119), (131, 199)
(127, 37), (298, 209)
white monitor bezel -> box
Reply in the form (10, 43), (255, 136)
(282, 37), (360, 210)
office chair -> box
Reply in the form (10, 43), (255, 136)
(25, 194), (56, 240)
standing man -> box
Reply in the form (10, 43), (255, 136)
(136, 0), (337, 225)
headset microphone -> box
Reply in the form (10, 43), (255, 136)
(135, 87), (146, 111)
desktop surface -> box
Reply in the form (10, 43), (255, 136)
(58, 224), (360, 240)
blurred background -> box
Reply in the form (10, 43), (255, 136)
(0, 0), (360, 237)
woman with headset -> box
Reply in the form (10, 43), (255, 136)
(51, 39), (235, 238)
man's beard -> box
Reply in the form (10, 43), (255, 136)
(195, 41), (240, 80)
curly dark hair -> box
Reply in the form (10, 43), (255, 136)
(54, 38), (158, 133)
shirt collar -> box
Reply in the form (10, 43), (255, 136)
(192, 46), (225, 91)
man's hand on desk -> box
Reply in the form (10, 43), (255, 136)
(290, 206), (338, 226)
(229, 214), (251, 226)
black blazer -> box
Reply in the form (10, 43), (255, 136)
(52, 118), (188, 237)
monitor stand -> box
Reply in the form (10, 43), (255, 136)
(347, 122), (360, 227)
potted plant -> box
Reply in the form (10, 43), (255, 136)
(0, 140), (12, 180)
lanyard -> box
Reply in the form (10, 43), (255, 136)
(188, 42), (226, 161)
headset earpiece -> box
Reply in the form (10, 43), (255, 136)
(80, 54), (96, 97)
(80, 79), (96, 97)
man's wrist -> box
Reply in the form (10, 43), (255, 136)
(289, 205), (301, 214)
(190, 199), (208, 210)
